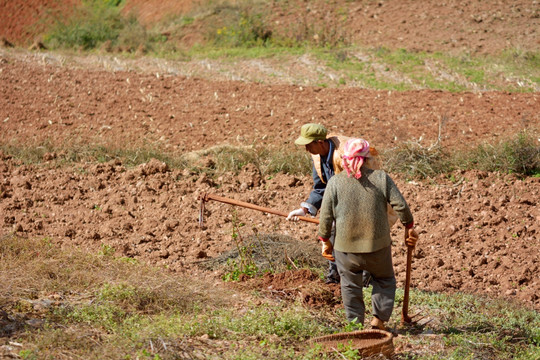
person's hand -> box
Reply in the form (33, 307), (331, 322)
(287, 208), (306, 221)
(321, 240), (335, 262)
(405, 228), (419, 248)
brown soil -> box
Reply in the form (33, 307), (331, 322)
(0, 0), (539, 312)
(1, 0), (538, 55)
(0, 0), (79, 46)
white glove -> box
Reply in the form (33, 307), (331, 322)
(287, 208), (306, 221)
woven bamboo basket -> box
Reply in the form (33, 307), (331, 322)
(309, 329), (394, 357)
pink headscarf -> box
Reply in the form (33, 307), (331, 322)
(342, 138), (370, 179)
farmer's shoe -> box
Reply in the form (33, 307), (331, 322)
(370, 316), (386, 330)
(325, 275), (340, 284)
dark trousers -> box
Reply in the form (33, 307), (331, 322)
(326, 225), (340, 282)
(334, 246), (396, 324)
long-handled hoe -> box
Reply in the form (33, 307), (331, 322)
(199, 192), (420, 324)
(401, 228), (423, 324)
(198, 192), (320, 227)
(401, 240), (414, 323)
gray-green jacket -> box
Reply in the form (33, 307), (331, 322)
(318, 168), (413, 253)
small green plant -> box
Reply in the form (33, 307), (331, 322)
(341, 318), (364, 332)
(98, 283), (137, 302)
(222, 257), (259, 281)
(222, 213), (260, 281)
(100, 243), (115, 257)
(18, 350), (37, 360)
(40, 237), (53, 247)
(118, 256), (138, 264)
(336, 342), (361, 359)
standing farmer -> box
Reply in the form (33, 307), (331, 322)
(286, 123), (397, 284)
(318, 138), (418, 329)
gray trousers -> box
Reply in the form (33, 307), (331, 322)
(334, 245), (396, 324)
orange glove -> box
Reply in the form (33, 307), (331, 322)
(405, 228), (419, 248)
(321, 239), (335, 262)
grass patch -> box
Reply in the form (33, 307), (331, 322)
(174, 144), (312, 177)
(0, 141), (312, 179)
(383, 140), (453, 179)
(402, 290), (540, 360)
(186, 45), (306, 60)
(306, 46), (540, 91)
(1, 233), (538, 359)
(0, 141), (184, 169)
(39, 0), (539, 92)
(1, 131), (538, 179)
(45, 0), (151, 53)
(0, 235), (211, 313)
(383, 130), (539, 179)
(460, 131), (540, 176)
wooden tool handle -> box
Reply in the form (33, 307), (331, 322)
(203, 193), (320, 224)
(402, 240), (414, 323)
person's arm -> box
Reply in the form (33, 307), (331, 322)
(316, 178), (335, 261)
(384, 173), (419, 247)
(385, 173), (414, 227)
(287, 165), (326, 220)
(302, 165), (326, 216)
(317, 178), (336, 240)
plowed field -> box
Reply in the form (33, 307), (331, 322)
(1, 0), (539, 312)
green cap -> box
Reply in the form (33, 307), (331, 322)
(294, 123), (327, 145)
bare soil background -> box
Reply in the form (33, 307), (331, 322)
(1, 0), (539, 56)
(0, 0), (539, 313)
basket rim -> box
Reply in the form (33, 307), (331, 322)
(309, 328), (393, 344)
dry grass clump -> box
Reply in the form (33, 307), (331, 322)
(383, 130), (539, 179)
(181, 144), (311, 176)
(462, 130), (540, 176)
(1, 132), (537, 181)
(383, 141), (451, 179)
(0, 234), (230, 314)
(200, 232), (326, 275)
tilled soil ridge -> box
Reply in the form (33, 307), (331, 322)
(1, 152), (538, 309)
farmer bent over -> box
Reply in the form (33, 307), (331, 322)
(287, 123), (398, 284)
(318, 138), (418, 329)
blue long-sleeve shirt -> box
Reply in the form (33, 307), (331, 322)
(301, 140), (336, 216)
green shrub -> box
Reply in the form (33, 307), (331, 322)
(46, 1), (123, 50)
(114, 15), (149, 53)
(212, 9), (272, 47)
(45, 0), (149, 52)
